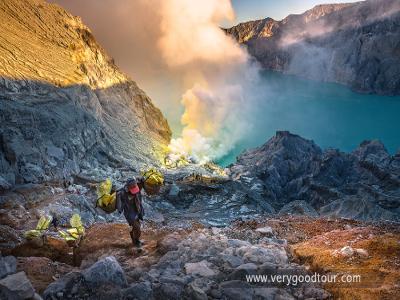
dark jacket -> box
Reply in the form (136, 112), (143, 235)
(116, 179), (145, 225)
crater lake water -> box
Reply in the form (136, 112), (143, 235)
(217, 71), (400, 167)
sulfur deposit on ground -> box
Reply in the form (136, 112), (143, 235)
(291, 221), (400, 300)
(229, 216), (400, 300)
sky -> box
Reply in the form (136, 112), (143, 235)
(231, 0), (361, 23)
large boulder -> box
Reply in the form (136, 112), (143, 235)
(82, 256), (128, 289)
(353, 140), (391, 168)
(0, 256), (16, 280)
(43, 256), (127, 299)
(123, 281), (153, 300)
(42, 271), (86, 300)
(0, 271), (35, 300)
(184, 261), (217, 277)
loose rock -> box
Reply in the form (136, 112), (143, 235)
(0, 271), (35, 299)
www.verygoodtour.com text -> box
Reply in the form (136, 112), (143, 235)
(245, 273), (361, 286)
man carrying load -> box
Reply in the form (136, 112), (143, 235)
(96, 170), (164, 251)
(116, 177), (145, 250)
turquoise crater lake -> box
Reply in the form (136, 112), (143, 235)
(217, 71), (400, 167)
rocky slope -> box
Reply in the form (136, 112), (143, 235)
(225, 0), (400, 95)
(229, 131), (400, 222)
(1, 131), (399, 299)
(0, 0), (171, 189)
(2, 219), (333, 300)
(2, 214), (398, 299)
(1, 131), (398, 249)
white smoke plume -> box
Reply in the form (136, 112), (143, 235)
(50, 0), (260, 163)
(155, 0), (260, 162)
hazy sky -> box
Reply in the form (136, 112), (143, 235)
(49, 0), (364, 136)
(231, 0), (362, 23)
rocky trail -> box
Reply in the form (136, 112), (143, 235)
(1, 131), (400, 299)
(1, 158), (400, 299)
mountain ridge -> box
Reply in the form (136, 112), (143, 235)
(227, 3), (357, 43)
(225, 0), (400, 95)
(229, 131), (400, 222)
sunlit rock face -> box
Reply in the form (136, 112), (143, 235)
(225, 0), (400, 95)
(0, 0), (171, 187)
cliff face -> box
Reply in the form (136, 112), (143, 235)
(0, 0), (171, 187)
(225, 0), (400, 95)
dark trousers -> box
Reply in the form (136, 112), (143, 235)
(129, 219), (141, 244)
